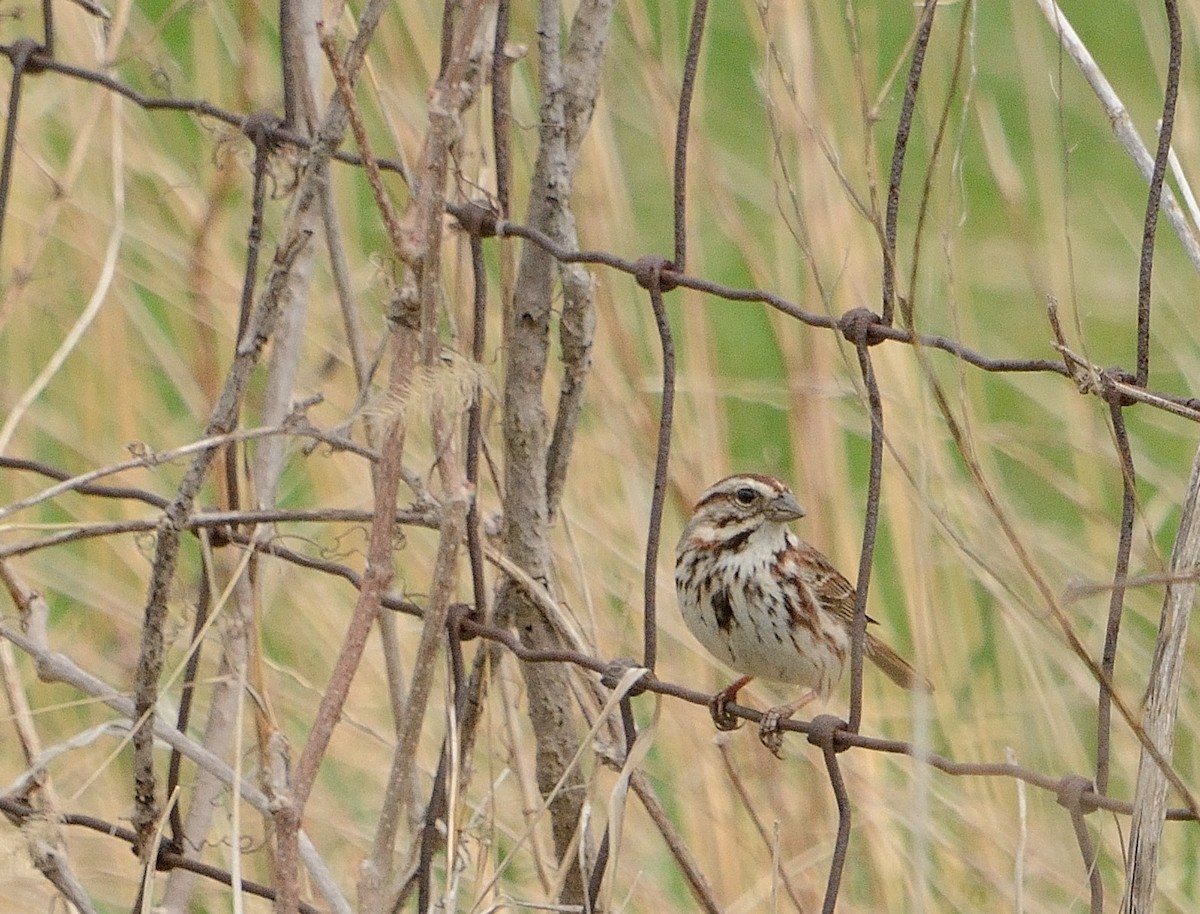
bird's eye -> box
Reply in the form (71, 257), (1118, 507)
(734, 487), (757, 505)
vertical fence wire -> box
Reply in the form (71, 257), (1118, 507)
(1097, 401), (1137, 794)
(880, 0), (938, 326)
(1, 2), (1198, 911)
(844, 316), (885, 734)
(811, 717), (852, 914)
(0, 38), (43, 264)
(1134, 0), (1181, 386)
(641, 262), (676, 674)
(672, 0), (710, 272)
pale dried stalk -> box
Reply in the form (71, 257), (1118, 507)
(0, 566), (97, 914)
(1035, 0), (1200, 275)
(1120, 441), (1200, 913)
(0, 423), (302, 524)
(256, 0), (324, 506)
(0, 595), (349, 914)
(0, 565), (44, 770)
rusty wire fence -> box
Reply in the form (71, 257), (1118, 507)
(1, 0), (1199, 912)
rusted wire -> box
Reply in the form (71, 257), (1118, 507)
(640, 258), (677, 673)
(0, 45), (1093, 388)
(0, 797), (323, 914)
(1097, 401), (1137, 794)
(4, 8), (1200, 911)
(881, 0), (938, 326)
(841, 309), (886, 734)
(7, 447), (1200, 828)
(1058, 775), (1103, 914)
(40, 0), (53, 55)
(1135, 0), (1182, 386)
(4, 578), (1196, 825)
(0, 38), (46, 265)
(809, 715), (852, 914)
(3, 511), (1200, 912)
(673, 0), (710, 271)
(6, 448), (1200, 825)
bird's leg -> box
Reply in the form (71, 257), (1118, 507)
(710, 675), (754, 731)
(760, 690), (817, 758)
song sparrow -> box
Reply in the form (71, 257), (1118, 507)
(675, 473), (932, 756)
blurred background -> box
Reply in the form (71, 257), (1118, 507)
(2, 0), (1200, 910)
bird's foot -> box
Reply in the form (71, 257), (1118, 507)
(709, 675), (754, 732)
(758, 690), (817, 759)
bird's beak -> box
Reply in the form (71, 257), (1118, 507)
(767, 491), (806, 522)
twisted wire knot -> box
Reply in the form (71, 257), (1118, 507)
(838, 307), (884, 347)
(634, 255), (679, 293)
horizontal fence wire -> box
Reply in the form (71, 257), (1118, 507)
(0, 0), (1197, 911)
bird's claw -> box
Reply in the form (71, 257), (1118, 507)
(709, 692), (743, 731)
(758, 693), (817, 758)
(759, 707), (787, 758)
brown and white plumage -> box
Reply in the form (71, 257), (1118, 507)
(675, 474), (931, 754)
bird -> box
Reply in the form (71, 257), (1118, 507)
(674, 473), (931, 755)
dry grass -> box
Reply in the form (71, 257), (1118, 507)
(3, 0), (1200, 911)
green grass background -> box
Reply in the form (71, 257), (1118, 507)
(3, 0), (1200, 911)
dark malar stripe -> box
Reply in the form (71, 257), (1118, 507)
(723, 528), (752, 550)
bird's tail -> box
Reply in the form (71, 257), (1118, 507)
(865, 633), (934, 693)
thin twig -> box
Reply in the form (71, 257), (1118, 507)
(716, 740), (806, 913)
(904, 0), (974, 326)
